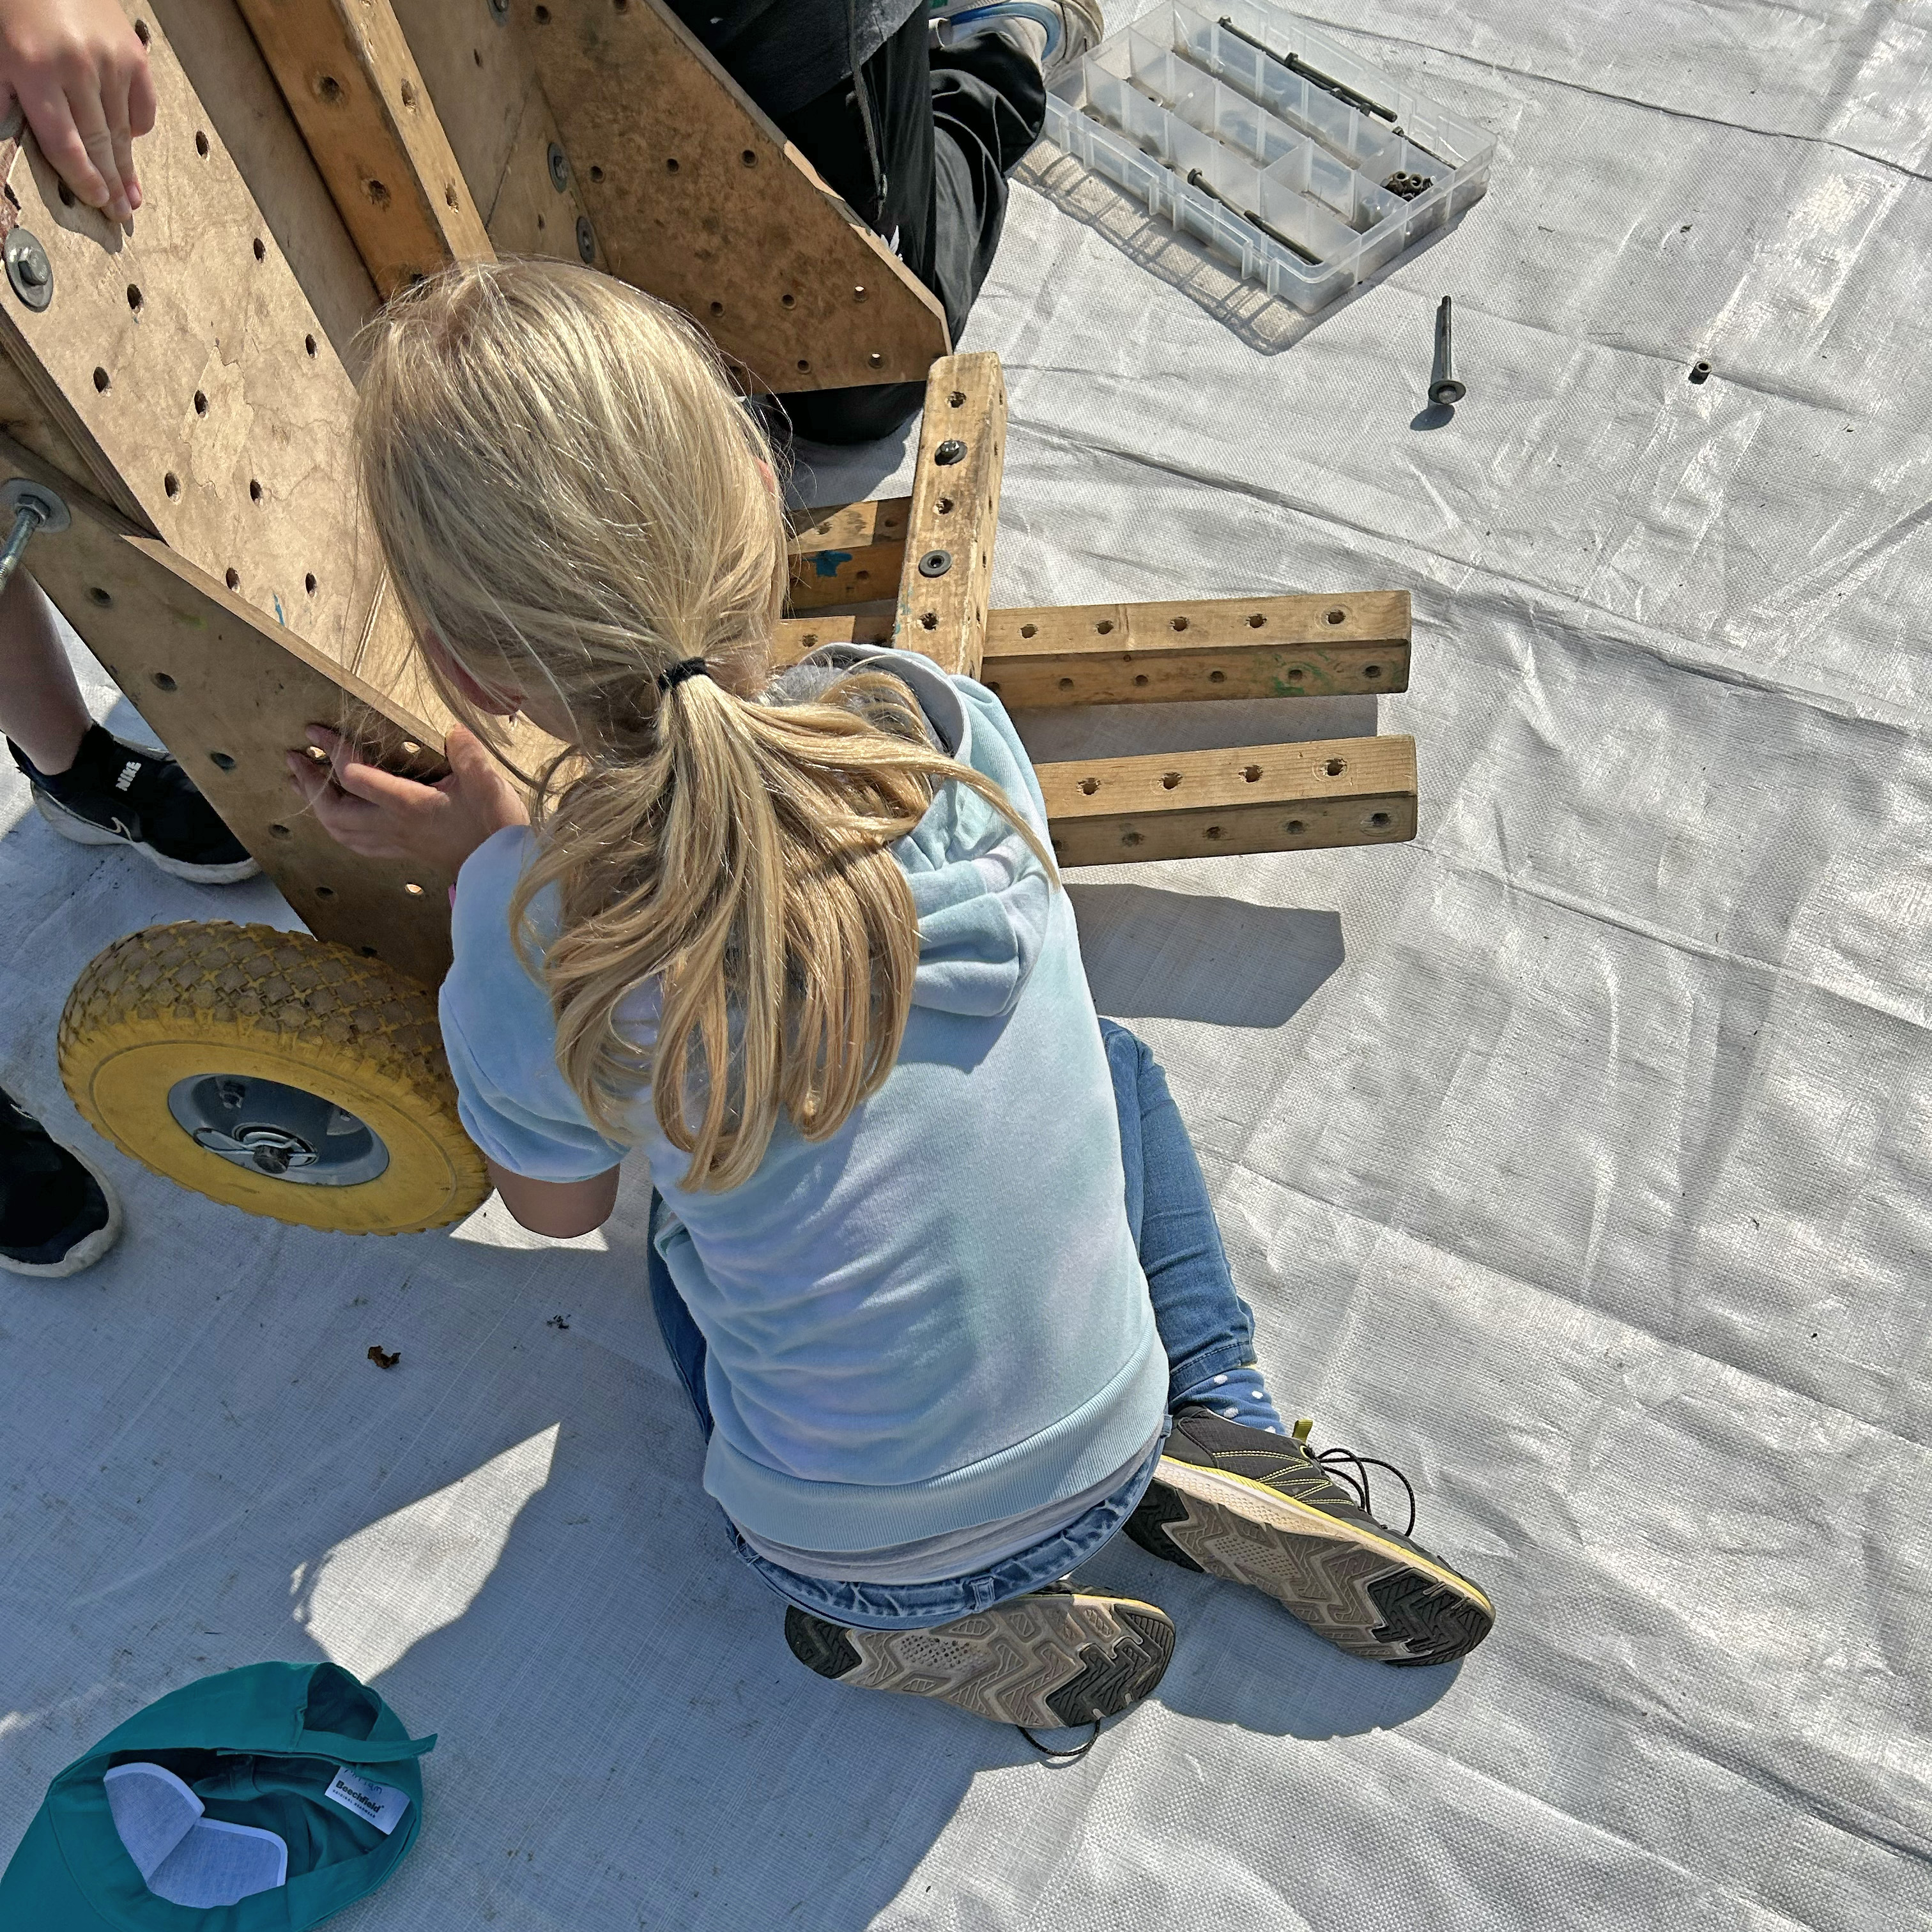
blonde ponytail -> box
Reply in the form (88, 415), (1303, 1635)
(355, 259), (1051, 1189)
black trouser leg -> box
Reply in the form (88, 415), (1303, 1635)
(770, 17), (1046, 445)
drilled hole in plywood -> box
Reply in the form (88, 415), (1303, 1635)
(194, 390), (208, 414)
(473, 47), (482, 65)
(1095, 620), (1114, 635)
(709, 300), (723, 316)
(225, 567), (240, 590)
(1160, 771), (1181, 790)
(126, 284), (142, 312)
(151, 671), (176, 692)
(305, 573), (317, 594)
(1057, 677), (1073, 691)
(919, 611), (938, 630)
(949, 390), (965, 407)
(314, 884), (335, 899)
(740, 149), (756, 167)
(796, 359), (810, 372)
(270, 822), (291, 838)
(937, 496), (954, 514)
(1322, 756), (1345, 776)
(359, 945), (378, 957)
(1368, 811), (1392, 829)
(800, 632), (818, 648)
(249, 479), (262, 503)
(666, 157), (680, 173)
(209, 751), (235, 771)
(590, 164), (604, 181)
(1019, 622), (1036, 638)
(163, 471), (179, 498)
(1285, 818), (1305, 833)
(318, 73), (342, 102)
(1248, 613), (1265, 627)
(533, 3), (550, 19)
(1364, 663), (1383, 679)
(1133, 673), (1149, 687)
(1078, 778), (1099, 795)
(1324, 607), (1346, 625)
(88, 586), (111, 606)
(1170, 616), (1189, 631)
(535, 213), (545, 231)
(444, 184), (458, 208)
(780, 292), (795, 308)
(134, 18), (150, 42)
(1204, 824), (1223, 839)
(252, 237), (265, 262)
(1208, 669), (1225, 683)
(403, 882), (425, 896)
(366, 179), (391, 208)
(400, 79), (417, 108)
(195, 130), (208, 156)
(304, 334), (316, 356)
(93, 367), (109, 392)
(1122, 831), (1144, 847)
(1285, 664), (1303, 680)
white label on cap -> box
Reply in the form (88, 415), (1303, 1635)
(322, 1767), (411, 1835)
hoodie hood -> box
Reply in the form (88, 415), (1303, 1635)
(805, 644), (1055, 1020)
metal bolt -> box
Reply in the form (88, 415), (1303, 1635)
(1689, 358), (1712, 385)
(575, 215), (595, 263)
(1429, 295), (1466, 406)
(5, 229), (52, 311)
(0, 478), (68, 600)
(933, 438), (967, 465)
(917, 548), (953, 578)
(547, 141), (569, 192)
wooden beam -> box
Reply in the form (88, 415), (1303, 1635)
(233, 0), (493, 294)
(1037, 735), (1418, 866)
(894, 354), (1004, 677)
(787, 496), (909, 613)
(774, 590), (1410, 706)
(0, 431), (458, 985)
(509, 0), (949, 391)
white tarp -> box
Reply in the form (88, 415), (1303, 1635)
(4, 2), (1929, 1924)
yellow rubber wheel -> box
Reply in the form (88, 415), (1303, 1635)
(59, 921), (489, 1235)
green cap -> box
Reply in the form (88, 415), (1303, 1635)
(1, 1661), (434, 1929)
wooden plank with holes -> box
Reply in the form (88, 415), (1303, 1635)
(773, 590), (1410, 707)
(894, 354), (1004, 677)
(787, 496), (909, 613)
(233, 0), (493, 295)
(510, 0), (948, 392)
(978, 592), (1410, 706)
(0, 431), (459, 983)
(1038, 736), (1418, 867)
(0, 5), (394, 673)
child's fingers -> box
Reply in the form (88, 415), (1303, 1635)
(17, 79), (109, 210)
(65, 78), (131, 223)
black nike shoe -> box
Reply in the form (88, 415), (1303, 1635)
(1125, 1407), (1494, 1666)
(0, 1087), (121, 1277)
(10, 723), (259, 884)
(785, 1583), (1175, 1731)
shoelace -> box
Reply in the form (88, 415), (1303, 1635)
(1292, 1420), (1419, 1538)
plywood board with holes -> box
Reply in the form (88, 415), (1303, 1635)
(1037, 735), (1418, 866)
(390, 0), (533, 222)
(0, 432), (458, 983)
(234, 0), (493, 296)
(482, 80), (598, 263)
(788, 497), (909, 614)
(155, 0), (379, 366)
(511, 0), (947, 391)
(895, 355), (1004, 677)
(0, 1), (391, 672)
(977, 592), (1412, 707)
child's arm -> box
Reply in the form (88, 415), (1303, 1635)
(486, 1158), (618, 1239)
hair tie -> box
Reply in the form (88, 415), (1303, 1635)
(656, 657), (709, 694)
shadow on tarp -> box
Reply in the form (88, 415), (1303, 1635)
(1071, 880), (1345, 1029)
(1016, 146), (1465, 358)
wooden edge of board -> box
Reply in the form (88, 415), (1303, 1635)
(1036, 735), (1419, 866)
(894, 354), (1005, 677)
(235, 0), (495, 295)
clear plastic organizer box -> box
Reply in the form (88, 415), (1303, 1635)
(1044, 1), (1494, 313)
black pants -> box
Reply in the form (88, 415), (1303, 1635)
(767, 15), (1046, 444)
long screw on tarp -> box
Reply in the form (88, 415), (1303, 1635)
(1429, 296), (1467, 406)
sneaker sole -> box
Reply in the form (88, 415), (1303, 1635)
(34, 790), (261, 884)
(1129, 1460), (1494, 1666)
(785, 1590), (1175, 1729)
(0, 1138), (124, 1277)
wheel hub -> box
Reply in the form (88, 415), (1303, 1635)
(165, 1073), (390, 1186)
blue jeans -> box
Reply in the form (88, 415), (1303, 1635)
(646, 1020), (1259, 1629)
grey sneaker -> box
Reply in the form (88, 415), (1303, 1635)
(1126, 1407), (1495, 1666)
(785, 1583), (1173, 1729)
(931, 0), (1105, 82)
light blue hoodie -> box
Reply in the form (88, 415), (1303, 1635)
(439, 647), (1167, 1554)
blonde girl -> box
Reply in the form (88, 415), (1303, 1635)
(293, 260), (1492, 1745)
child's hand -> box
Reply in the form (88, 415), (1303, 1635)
(0, 0), (157, 227)
(286, 723), (528, 873)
